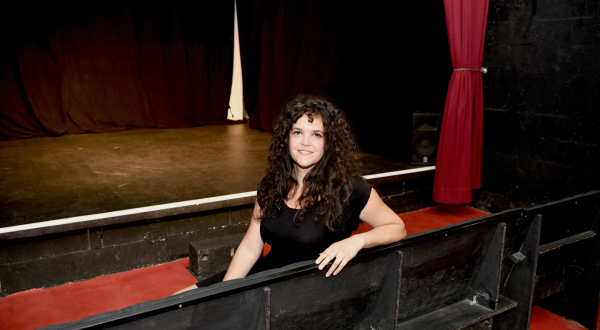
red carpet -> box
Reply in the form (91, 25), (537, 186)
(399, 205), (490, 235)
(530, 306), (588, 330)
(0, 259), (197, 330)
(0, 206), (597, 329)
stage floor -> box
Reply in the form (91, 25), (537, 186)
(0, 124), (411, 228)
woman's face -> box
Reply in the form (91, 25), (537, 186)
(288, 114), (325, 173)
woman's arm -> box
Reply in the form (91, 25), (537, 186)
(222, 201), (265, 281)
(315, 188), (406, 277)
(173, 201), (264, 295)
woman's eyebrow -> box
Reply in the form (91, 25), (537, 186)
(291, 126), (324, 133)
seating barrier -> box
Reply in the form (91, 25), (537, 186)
(527, 191), (600, 329)
(41, 191), (599, 330)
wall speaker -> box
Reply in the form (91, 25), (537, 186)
(412, 113), (441, 165)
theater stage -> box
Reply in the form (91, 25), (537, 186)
(0, 123), (418, 230)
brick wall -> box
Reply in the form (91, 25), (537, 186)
(475, 0), (600, 211)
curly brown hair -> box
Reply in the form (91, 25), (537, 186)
(257, 95), (363, 231)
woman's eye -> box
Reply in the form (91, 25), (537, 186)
(293, 131), (301, 135)
(314, 133), (322, 138)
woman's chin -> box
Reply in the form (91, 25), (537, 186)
(294, 163), (316, 171)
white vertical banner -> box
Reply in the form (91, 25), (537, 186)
(228, 0), (244, 120)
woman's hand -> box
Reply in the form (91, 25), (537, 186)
(315, 235), (366, 277)
(316, 188), (406, 278)
(172, 284), (197, 295)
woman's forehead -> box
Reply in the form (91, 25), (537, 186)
(292, 113), (324, 129)
(304, 112), (318, 123)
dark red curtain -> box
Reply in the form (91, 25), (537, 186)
(432, 0), (489, 204)
(0, 3), (233, 139)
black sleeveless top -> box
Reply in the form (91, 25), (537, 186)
(251, 175), (371, 274)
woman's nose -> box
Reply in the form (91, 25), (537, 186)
(301, 135), (311, 146)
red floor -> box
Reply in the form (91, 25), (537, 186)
(399, 204), (490, 236)
(1, 205), (597, 329)
(0, 259), (197, 329)
(530, 306), (589, 330)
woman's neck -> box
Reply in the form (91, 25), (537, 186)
(287, 166), (308, 208)
(293, 165), (310, 184)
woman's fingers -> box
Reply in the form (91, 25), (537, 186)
(316, 249), (354, 275)
(316, 236), (365, 276)
(317, 252), (335, 270)
(320, 251), (351, 277)
(315, 253), (327, 266)
(326, 255), (344, 277)
(330, 258), (350, 277)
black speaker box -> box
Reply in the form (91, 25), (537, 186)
(412, 113), (441, 165)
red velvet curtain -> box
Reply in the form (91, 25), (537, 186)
(432, 0), (489, 204)
(0, 3), (233, 140)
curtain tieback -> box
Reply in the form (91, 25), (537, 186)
(454, 68), (482, 71)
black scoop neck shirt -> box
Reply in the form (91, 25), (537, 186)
(251, 175), (371, 274)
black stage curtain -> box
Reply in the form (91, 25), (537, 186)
(0, 3), (233, 139)
(238, 1), (451, 159)
(238, 0), (354, 132)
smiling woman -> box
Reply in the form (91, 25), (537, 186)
(174, 95), (406, 294)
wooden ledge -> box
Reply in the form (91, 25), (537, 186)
(397, 295), (517, 330)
